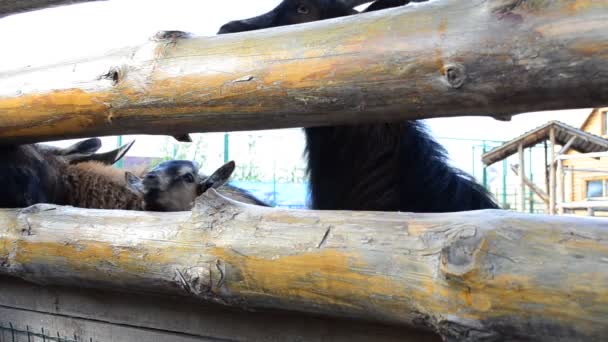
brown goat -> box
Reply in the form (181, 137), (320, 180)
(126, 160), (268, 211)
(62, 161), (147, 210)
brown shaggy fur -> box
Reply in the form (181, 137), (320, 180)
(60, 161), (148, 210)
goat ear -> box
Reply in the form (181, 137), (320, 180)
(125, 172), (145, 195)
(64, 140), (135, 165)
(62, 138), (102, 155)
(197, 161), (236, 194)
(82, 140), (135, 165)
(38, 138), (102, 160)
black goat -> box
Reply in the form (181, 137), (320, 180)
(218, 0), (499, 212)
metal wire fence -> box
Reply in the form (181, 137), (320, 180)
(0, 322), (89, 342)
(113, 132), (553, 213)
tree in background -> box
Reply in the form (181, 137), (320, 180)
(277, 165), (306, 183)
(159, 135), (209, 168)
(233, 134), (264, 181)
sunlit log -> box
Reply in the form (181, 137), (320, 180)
(1, 191), (607, 341)
(0, 0), (606, 143)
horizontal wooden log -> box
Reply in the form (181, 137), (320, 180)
(1, 190), (607, 341)
(1, 0), (607, 144)
(0, 0), (104, 18)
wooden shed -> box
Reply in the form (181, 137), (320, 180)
(562, 108), (608, 214)
(481, 120), (608, 215)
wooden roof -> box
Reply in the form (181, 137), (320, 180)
(482, 121), (608, 166)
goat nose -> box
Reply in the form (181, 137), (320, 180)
(218, 21), (255, 34)
(218, 22), (237, 34)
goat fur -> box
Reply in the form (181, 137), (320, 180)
(218, 0), (500, 213)
(62, 161), (147, 210)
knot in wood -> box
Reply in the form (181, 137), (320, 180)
(442, 64), (466, 89)
(100, 67), (121, 86)
(440, 226), (483, 279)
(174, 266), (211, 297)
(153, 30), (192, 42)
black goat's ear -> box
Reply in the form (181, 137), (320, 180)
(82, 140), (135, 165)
(62, 140), (135, 165)
(38, 138), (103, 158)
(197, 161), (236, 194)
(125, 172), (145, 195)
(62, 138), (102, 155)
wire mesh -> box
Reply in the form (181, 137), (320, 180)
(0, 322), (92, 342)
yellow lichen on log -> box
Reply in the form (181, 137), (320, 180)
(0, 193), (607, 341)
(0, 0), (607, 143)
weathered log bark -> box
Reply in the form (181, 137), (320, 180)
(0, 0), (607, 144)
(0, 190), (607, 341)
(0, 0), (104, 18)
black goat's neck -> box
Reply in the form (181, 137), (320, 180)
(304, 123), (403, 211)
(304, 122), (499, 212)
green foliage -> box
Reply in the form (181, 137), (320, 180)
(277, 166), (306, 183)
(233, 163), (264, 182)
(155, 132), (308, 184)
(232, 134), (263, 181)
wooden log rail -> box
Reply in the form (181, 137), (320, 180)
(0, 190), (607, 341)
(0, 0), (105, 18)
(0, 0), (607, 144)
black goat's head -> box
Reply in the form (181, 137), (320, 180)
(217, 0), (372, 34)
(125, 160), (236, 212)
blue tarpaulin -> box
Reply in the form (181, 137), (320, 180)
(229, 181), (309, 208)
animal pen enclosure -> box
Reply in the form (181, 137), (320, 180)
(1, 0), (608, 341)
(482, 120), (608, 216)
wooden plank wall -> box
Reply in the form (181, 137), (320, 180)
(563, 110), (608, 207)
(0, 276), (440, 342)
(566, 158), (608, 202)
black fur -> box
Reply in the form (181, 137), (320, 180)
(219, 0), (499, 212)
(0, 145), (61, 208)
(218, 0), (355, 34)
(141, 189), (162, 211)
(305, 122), (498, 211)
(365, 0), (410, 12)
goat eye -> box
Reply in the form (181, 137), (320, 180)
(297, 5), (309, 14)
(182, 174), (194, 183)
